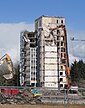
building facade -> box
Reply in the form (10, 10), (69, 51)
(20, 15), (70, 89)
(20, 31), (36, 86)
(35, 16), (69, 88)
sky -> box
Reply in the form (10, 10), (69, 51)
(0, 0), (85, 64)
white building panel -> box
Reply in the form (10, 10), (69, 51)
(45, 64), (57, 70)
(60, 82), (67, 85)
(45, 52), (57, 58)
(31, 80), (37, 83)
(45, 83), (58, 88)
(45, 77), (58, 82)
(45, 58), (57, 63)
(62, 77), (67, 82)
(45, 46), (57, 52)
(45, 71), (58, 76)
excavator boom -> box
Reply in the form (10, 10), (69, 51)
(0, 54), (14, 80)
(49, 25), (71, 88)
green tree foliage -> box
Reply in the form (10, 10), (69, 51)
(70, 60), (85, 85)
(12, 62), (20, 86)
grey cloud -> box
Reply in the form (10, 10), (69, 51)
(67, 29), (85, 64)
(0, 22), (34, 62)
(0, 23), (85, 64)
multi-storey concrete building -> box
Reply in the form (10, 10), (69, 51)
(20, 15), (70, 89)
(35, 16), (69, 88)
(20, 31), (36, 86)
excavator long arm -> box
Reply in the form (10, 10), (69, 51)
(0, 54), (14, 80)
(49, 25), (71, 88)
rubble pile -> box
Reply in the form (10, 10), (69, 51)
(0, 89), (42, 104)
(0, 88), (85, 104)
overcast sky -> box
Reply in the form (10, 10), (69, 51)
(0, 0), (85, 64)
(0, 23), (34, 62)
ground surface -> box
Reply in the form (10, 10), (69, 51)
(0, 104), (85, 108)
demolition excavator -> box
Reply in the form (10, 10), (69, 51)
(49, 25), (81, 95)
(0, 53), (14, 80)
(0, 54), (42, 96)
(49, 24), (71, 89)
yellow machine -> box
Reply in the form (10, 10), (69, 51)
(31, 88), (42, 97)
(0, 54), (14, 80)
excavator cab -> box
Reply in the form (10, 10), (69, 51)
(0, 54), (14, 80)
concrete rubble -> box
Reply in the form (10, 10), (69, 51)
(0, 89), (42, 104)
(0, 88), (85, 105)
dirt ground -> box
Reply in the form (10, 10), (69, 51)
(0, 104), (85, 108)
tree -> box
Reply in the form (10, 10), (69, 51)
(13, 62), (20, 86)
(70, 60), (85, 86)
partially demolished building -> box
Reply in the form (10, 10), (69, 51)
(20, 15), (70, 89)
(35, 16), (69, 88)
(20, 31), (36, 86)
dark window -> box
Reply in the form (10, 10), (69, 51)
(69, 90), (77, 94)
(61, 48), (65, 52)
(61, 20), (63, 23)
(57, 30), (60, 34)
(57, 36), (60, 40)
(61, 59), (66, 64)
(31, 78), (35, 80)
(61, 66), (63, 70)
(57, 42), (59, 46)
(58, 48), (60, 53)
(61, 42), (64, 46)
(45, 40), (53, 42)
(57, 20), (58, 23)
(61, 53), (63, 58)
(60, 84), (63, 87)
(60, 72), (63, 76)
(60, 78), (63, 82)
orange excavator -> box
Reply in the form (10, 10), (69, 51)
(0, 53), (14, 80)
(49, 25), (71, 89)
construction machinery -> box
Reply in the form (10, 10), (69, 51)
(49, 25), (71, 89)
(0, 53), (14, 80)
(31, 88), (42, 97)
